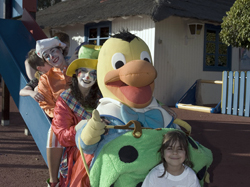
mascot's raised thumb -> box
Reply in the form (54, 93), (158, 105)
(80, 109), (106, 145)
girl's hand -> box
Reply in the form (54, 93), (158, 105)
(31, 91), (45, 102)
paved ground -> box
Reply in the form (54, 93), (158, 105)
(0, 86), (250, 187)
(0, 87), (48, 187)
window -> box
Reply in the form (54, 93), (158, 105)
(203, 24), (231, 71)
(84, 21), (111, 46)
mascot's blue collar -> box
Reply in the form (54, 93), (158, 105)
(96, 97), (173, 127)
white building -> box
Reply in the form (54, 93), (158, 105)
(36, 0), (237, 106)
(0, 0), (5, 18)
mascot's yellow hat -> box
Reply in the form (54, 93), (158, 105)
(66, 44), (101, 77)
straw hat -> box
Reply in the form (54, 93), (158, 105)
(66, 45), (101, 77)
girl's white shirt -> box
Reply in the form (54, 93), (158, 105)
(141, 163), (201, 187)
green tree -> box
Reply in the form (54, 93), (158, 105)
(220, 0), (250, 49)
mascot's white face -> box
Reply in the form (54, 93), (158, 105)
(97, 34), (157, 109)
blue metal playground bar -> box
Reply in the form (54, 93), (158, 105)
(0, 18), (50, 164)
(175, 79), (222, 113)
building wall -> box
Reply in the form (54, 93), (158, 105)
(49, 16), (155, 60)
(44, 16), (240, 107)
(42, 24), (85, 57)
(112, 16), (156, 63)
(153, 16), (240, 106)
(0, 0), (4, 18)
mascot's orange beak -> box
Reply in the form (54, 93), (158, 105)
(104, 60), (157, 108)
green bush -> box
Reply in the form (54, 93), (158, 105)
(220, 0), (250, 49)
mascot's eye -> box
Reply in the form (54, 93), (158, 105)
(111, 53), (126, 69)
(140, 51), (152, 63)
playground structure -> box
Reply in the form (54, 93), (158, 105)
(176, 71), (250, 117)
(1, 14), (249, 170)
(176, 79), (222, 113)
(0, 9), (49, 164)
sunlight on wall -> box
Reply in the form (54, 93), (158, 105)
(72, 36), (84, 45)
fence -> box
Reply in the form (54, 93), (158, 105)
(221, 71), (250, 117)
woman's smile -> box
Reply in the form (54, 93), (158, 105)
(53, 57), (59, 63)
(82, 79), (91, 84)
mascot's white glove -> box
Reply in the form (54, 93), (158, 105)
(80, 109), (106, 145)
(75, 120), (87, 132)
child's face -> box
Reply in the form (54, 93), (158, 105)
(39, 63), (52, 74)
(164, 140), (186, 168)
(76, 67), (97, 88)
(42, 47), (65, 68)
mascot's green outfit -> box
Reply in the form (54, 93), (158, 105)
(75, 30), (213, 187)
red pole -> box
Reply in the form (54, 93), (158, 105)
(23, 0), (37, 19)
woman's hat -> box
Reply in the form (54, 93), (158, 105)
(36, 37), (66, 58)
(66, 45), (101, 77)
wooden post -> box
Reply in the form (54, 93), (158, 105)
(23, 0), (37, 19)
(5, 0), (12, 19)
(1, 79), (10, 126)
(1, 0), (12, 126)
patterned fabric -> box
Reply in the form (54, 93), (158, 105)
(46, 126), (63, 148)
(60, 89), (92, 120)
(89, 128), (213, 187)
(59, 89), (92, 180)
(60, 152), (68, 178)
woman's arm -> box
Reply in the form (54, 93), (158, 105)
(38, 74), (55, 118)
(52, 96), (77, 147)
(25, 59), (36, 80)
(19, 86), (45, 102)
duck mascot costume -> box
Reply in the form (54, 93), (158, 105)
(75, 30), (213, 187)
